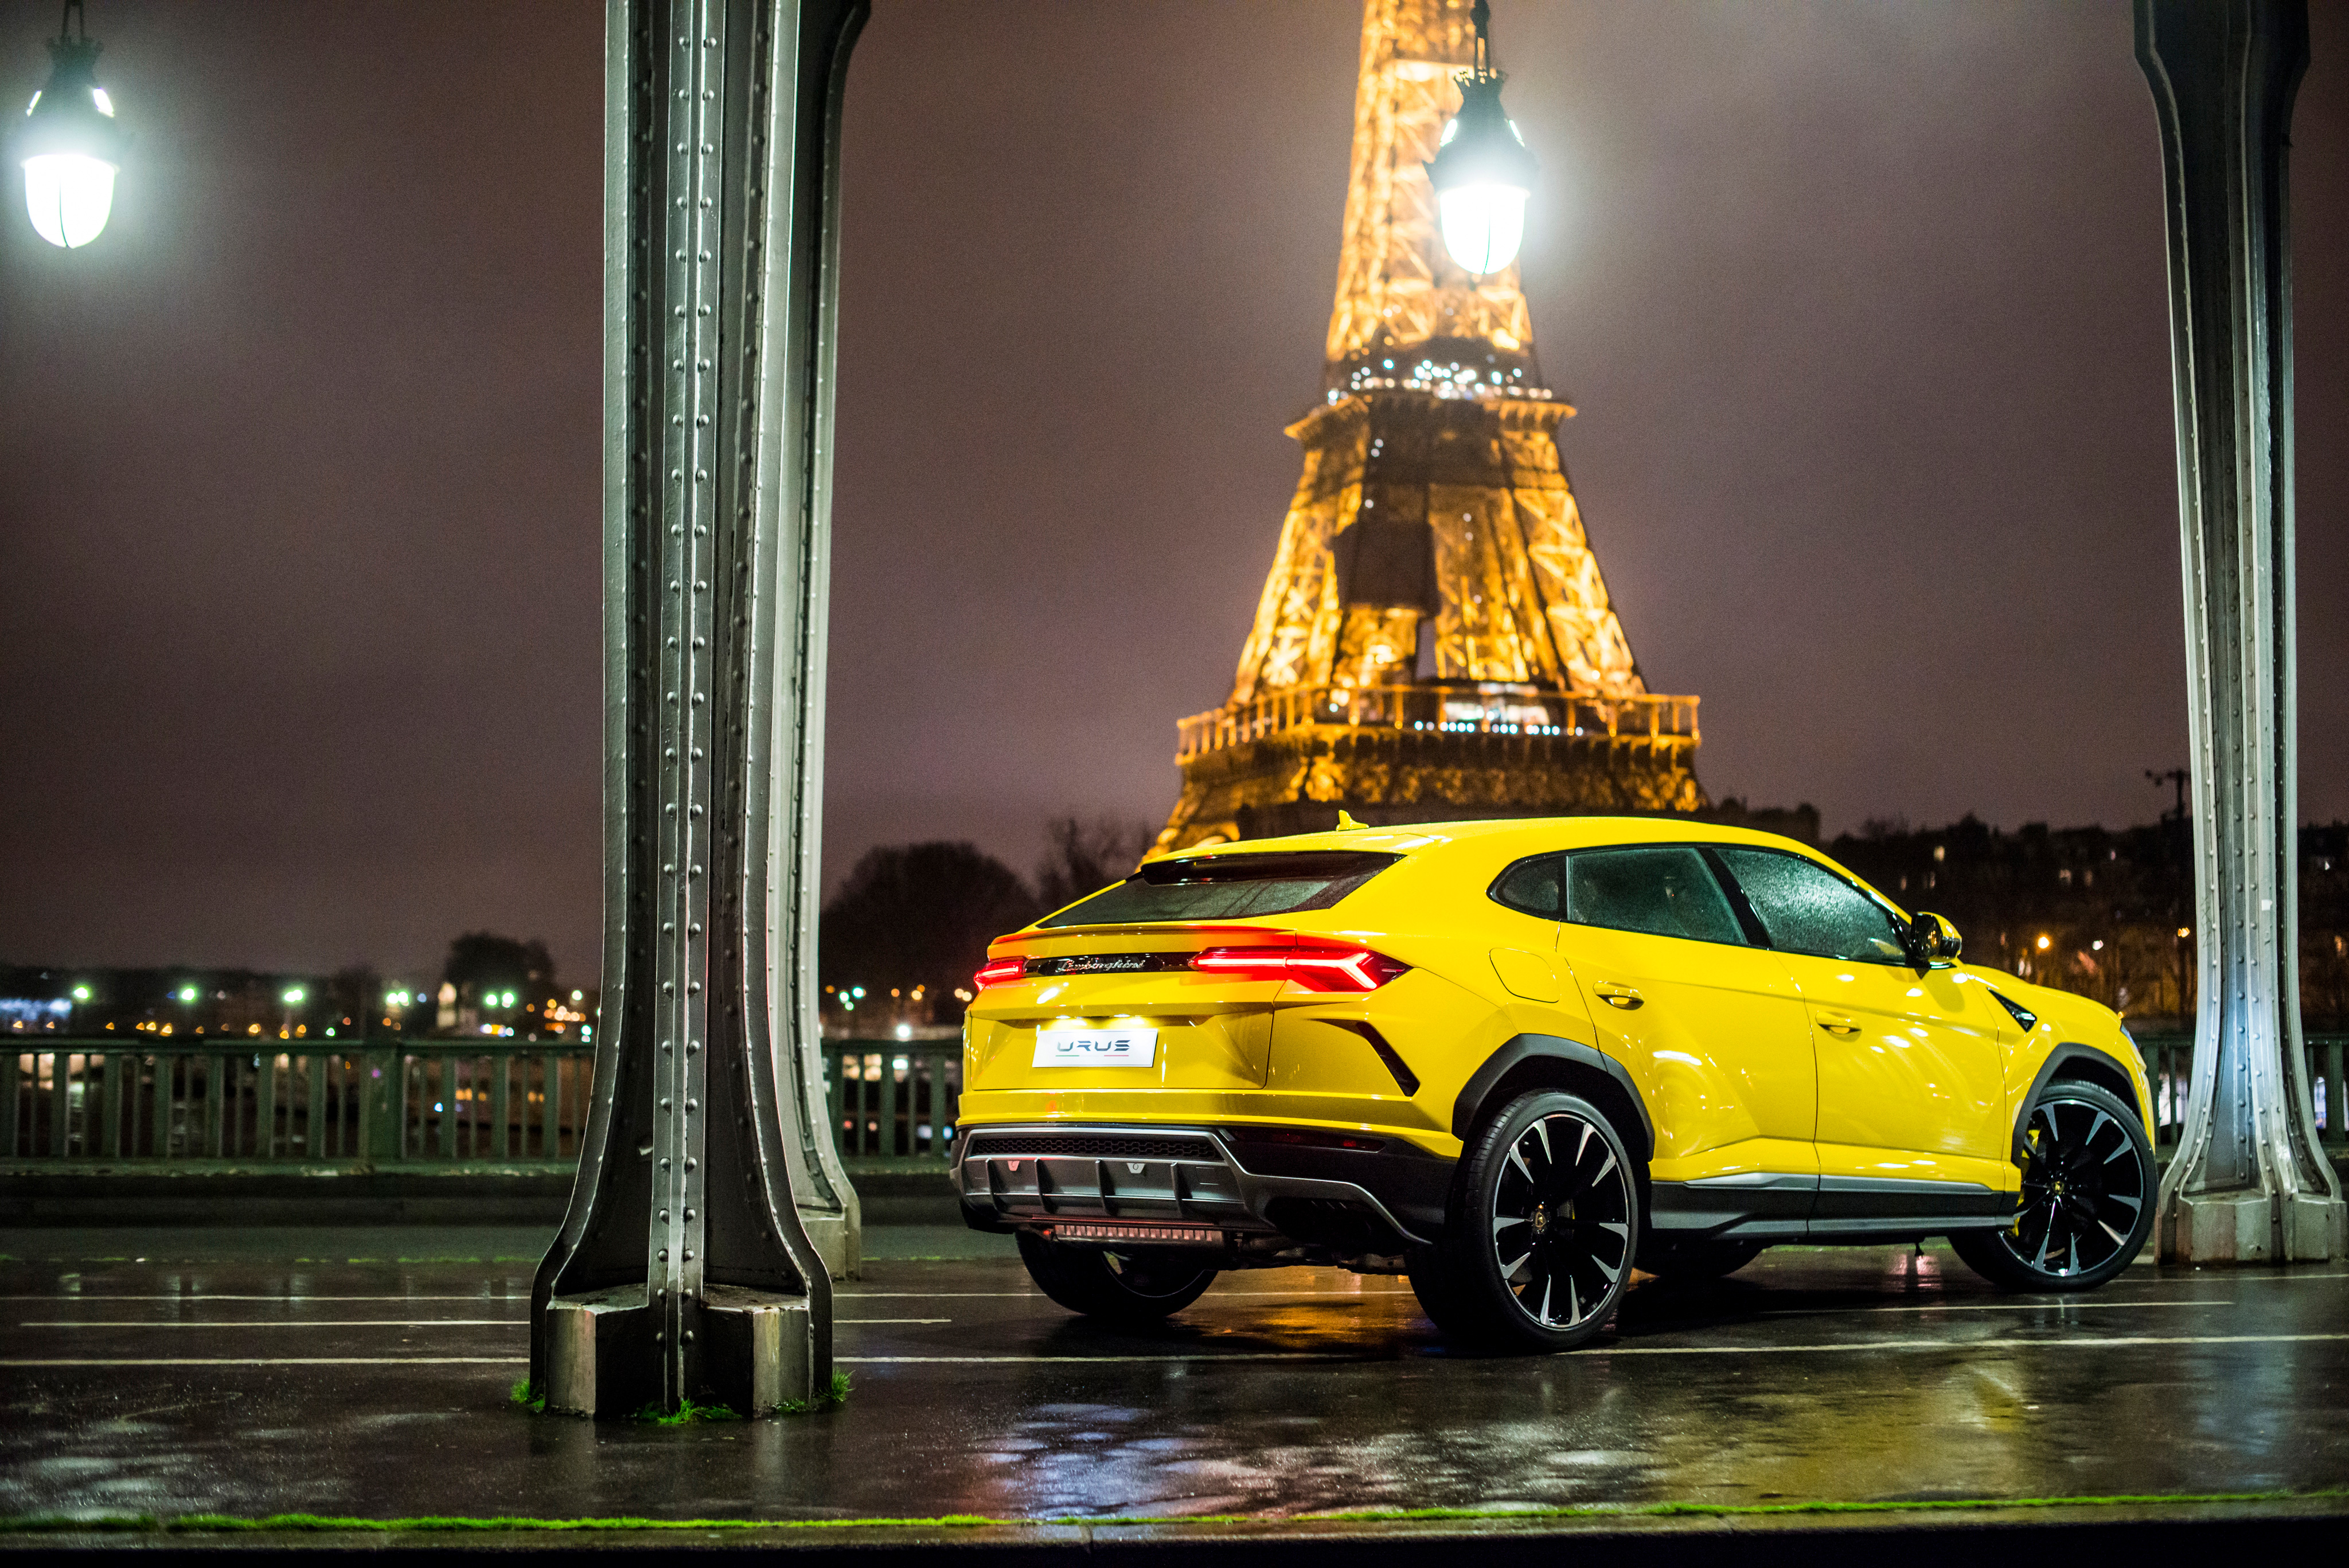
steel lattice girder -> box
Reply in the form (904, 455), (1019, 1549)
(529, 0), (868, 1419)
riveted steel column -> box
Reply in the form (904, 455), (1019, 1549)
(760, 0), (863, 1278)
(2138, 0), (2345, 1265)
(530, 0), (867, 1418)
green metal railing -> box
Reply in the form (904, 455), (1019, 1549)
(10, 1033), (2338, 1171)
(825, 1039), (960, 1164)
(2, 1040), (595, 1167)
(2129, 1033), (2344, 1152)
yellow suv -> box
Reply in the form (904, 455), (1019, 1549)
(955, 817), (2156, 1351)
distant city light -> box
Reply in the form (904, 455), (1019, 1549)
(71, 985), (90, 1001)
(895, 1023), (912, 1042)
(2035, 935), (2051, 951)
(283, 987), (305, 1004)
(570, 989), (583, 1002)
(176, 986), (197, 1003)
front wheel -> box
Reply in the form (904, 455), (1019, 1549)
(1414, 1090), (1639, 1351)
(1951, 1080), (2154, 1291)
(1015, 1231), (1219, 1321)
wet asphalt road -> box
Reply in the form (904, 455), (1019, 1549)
(1, 1232), (2344, 1523)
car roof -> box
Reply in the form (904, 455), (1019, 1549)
(1142, 816), (1823, 864)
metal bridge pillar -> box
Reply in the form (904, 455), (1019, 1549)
(528, 0), (867, 1418)
(2137, 0), (2344, 1264)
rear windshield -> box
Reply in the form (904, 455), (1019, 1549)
(1036, 850), (1401, 928)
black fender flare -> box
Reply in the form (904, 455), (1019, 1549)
(2010, 1042), (2143, 1163)
(1450, 1032), (1656, 1160)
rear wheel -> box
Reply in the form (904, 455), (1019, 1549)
(1640, 1239), (1764, 1281)
(1951, 1080), (2154, 1292)
(1415, 1090), (1638, 1351)
(1015, 1231), (1219, 1321)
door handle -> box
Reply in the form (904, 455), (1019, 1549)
(1594, 983), (1643, 1010)
(1815, 1012), (1860, 1036)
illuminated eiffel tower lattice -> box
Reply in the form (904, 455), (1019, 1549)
(1157, 0), (1706, 853)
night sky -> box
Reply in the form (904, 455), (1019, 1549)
(1, 1), (2343, 986)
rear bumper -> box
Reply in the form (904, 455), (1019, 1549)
(952, 1122), (1454, 1251)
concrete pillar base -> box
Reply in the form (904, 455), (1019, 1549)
(797, 1207), (860, 1282)
(543, 1284), (818, 1417)
(543, 1285), (651, 1418)
(2160, 1188), (2348, 1263)
(701, 1284), (818, 1414)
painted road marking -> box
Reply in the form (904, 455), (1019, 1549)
(0, 1295), (522, 1302)
(838, 1332), (2349, 1364)
(14, 1316), (944, 1335)
(6, 1331), (2346, 1371)
(1, 1358), (532, 1366)
(1759, 1300), (2235, 1316)
(21, 1319), (528, 1328)
(1595, 1333), (2349, 1354)
(836, 1297), (1400, 1307)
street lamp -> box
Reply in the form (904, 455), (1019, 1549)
(15, 1), (124, 249)
(1426, 0), (1535, 278)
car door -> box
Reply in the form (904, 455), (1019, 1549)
(1708, 846), (2014, 1226)
(1542, 844), (1819, 1241)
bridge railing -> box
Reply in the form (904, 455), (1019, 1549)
(1176, 684), (1700, 762)
(2135, 1033), (2346, 1154)
(9, 1035), (2336, 1169)
(1, 1039), (597, 1167)
(824, 1040), (960, 1165)
(0, 1038), (963, 1171)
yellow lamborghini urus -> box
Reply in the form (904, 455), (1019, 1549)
(954, 818), (2158, 1351)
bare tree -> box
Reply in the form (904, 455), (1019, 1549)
(1035, 814), (1155, 915)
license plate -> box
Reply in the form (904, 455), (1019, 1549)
(1032, 1025), (1158, 1068)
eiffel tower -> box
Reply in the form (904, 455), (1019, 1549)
(1157, 0), (1706, 853)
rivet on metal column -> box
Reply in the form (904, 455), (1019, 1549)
(530, 0), (868, 1419)
(2137, 0), (2346, 1263)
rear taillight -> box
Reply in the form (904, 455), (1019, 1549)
(1189, 943), (1408, 993)
(973, 957), (1029, 989)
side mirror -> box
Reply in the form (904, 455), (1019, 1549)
(1906, 911), (1962, 967)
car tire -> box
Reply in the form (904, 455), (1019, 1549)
(1950, 1079), (2155, 1292)
(1404, 1246), (1481, 1336)
(1424, 1089), (1640, 1352)
(1014, 1231), (1219, 1321)
(1640, 1239), (1764, 1281)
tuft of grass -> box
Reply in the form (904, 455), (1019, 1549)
(777, 1369), (852, 1415)
(634, 1397), (741, 1426)
(507, 1379), (545, 1414)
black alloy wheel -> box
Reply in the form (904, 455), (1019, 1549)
(1951, 1080), (2154, 1292)
(1414, 1090), (1638, 1351)
(1015, 1231), (1219, 1321)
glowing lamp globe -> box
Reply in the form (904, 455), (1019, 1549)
(17, 16), (124, 249)
(1427, 72), (1535, 278)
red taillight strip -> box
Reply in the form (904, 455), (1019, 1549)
(1188, 943), (1408, 993)
(972, 957), (1029, 989)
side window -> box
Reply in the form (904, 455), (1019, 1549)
(1562, 847), (1747, 946)
(1489, 854), (1563, 918)
(1714, 848), (1906, 964)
